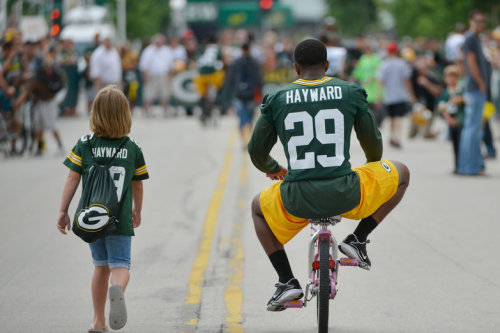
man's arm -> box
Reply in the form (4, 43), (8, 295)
(354, 110), (383, 163)
(247, 114), (282, 174)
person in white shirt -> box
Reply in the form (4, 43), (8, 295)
(324, 34), (347, 78)
(139, 34), (174, 116)
(445, 23), (467, 64)
(90, 37), (122, 92)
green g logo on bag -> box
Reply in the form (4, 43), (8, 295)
(76, 204), (111, 232)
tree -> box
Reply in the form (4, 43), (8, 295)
(379, 0), (500, 39)
(104, 0), (171, 40)
(125, 0), (171, 40)
(325, 0), (378, 37)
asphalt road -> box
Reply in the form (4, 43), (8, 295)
(0, 110), (499, 333)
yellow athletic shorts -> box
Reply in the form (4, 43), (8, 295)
(193, 70), (225, 96)
(259, 161), (400, 244)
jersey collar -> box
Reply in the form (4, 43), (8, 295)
(294, 76), (332, 86)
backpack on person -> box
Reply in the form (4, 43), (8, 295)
(72, 136), (129, 243)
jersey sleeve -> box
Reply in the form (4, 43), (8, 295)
(133, 144), (149, 181)
(247, 114), (281, 174)
(259, 92), (275, 123)
(63, 140), (83, 173)
(352, 84), (369, 117)
(354, 111), (383, 163)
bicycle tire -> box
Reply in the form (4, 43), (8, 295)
(317, 239), (330, 333)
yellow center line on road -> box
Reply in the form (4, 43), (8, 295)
(224, 155), (249, 333)
(183, 129), (237, 327)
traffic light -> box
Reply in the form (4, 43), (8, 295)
(259, 0), (274, 11)
(50, 6), (62, 37)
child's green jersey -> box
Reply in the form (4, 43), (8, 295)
(64, 134), (149, 236)
(249, 76), (383, 218)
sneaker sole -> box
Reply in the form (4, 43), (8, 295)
(266, 289), (304, 311)
(109, 285), (127, 330)
(339, 243), (371, 271)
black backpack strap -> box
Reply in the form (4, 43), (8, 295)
(105, 137), (130, 168)
(86, 135), (96, 163)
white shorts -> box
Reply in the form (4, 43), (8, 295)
(33, 98), (58, 131)
(144, 75), (169, 103)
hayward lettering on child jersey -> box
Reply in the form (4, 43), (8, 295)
(92, 147), (129, 159)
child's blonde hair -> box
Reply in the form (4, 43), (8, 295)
(90, 85), (132, 138)
(444, 65), (460, 77)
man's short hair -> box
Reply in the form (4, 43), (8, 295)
(469, 9), (484, 20)
(293, 39), (327, 68)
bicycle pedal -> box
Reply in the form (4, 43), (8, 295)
(284, 300), (304, 308)
(339, 258), (359, 266)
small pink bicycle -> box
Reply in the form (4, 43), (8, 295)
(284, 216), (359, 333)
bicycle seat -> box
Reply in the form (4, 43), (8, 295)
(308, 216), (342, 225)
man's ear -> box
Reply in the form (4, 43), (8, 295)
(325, 60), (330, 73)
(294, 63), (300, 76)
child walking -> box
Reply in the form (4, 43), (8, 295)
(57, 85), (149, 332)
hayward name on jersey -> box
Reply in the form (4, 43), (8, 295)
(284, 84), (343, 104)
(64, 134), (149, 236)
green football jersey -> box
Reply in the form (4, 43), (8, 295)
(64, 134), (149, 236)
(249, 76), (383, 218)
(260, 76), (368, 181)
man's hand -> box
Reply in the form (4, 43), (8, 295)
(266, 167), (287, 180)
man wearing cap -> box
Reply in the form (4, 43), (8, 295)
(377, 41), (416, 148)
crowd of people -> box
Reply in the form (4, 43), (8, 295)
(1, 10), (499, 175)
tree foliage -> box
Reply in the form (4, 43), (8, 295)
(325, 0), (378, 37)
(125, 0), (171, 40)
(379, 0), (500, 39)
(324, 0), (500, 39)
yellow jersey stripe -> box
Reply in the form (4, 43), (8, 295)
(135, 169), (148, 176)
(135, 165), (147, 172)
(67, 154), (82, 167)
(70, 151), (82, 163)
(294, 76), (332, 86)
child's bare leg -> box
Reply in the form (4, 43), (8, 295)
(91, 265), (110, 329)
(110, 267), (130, 291)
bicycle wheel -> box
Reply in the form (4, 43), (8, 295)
(317, 239), (330, 333)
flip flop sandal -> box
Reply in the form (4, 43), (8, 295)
(88, 326), (108, 333)
(108, 285), (127, 330)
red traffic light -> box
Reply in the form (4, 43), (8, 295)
(260, 0), (273, 10)
(50, 24), (61, 36)
(50, 8), (61, 20)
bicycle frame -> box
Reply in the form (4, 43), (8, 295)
(284, 216), (358, 309)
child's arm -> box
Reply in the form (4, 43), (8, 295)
(57, 170), (81, 235)
(131, 180), (143, 228)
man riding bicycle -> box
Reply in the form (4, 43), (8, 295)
(248, 39), (410, 311)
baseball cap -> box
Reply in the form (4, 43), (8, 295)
(386, 41), (398, 53)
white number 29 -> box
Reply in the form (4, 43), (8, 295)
(285, 109), (345, 170)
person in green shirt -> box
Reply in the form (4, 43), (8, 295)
(352, 41), (384, 125)
(248, 39), (410, 311)
(57, 86), (149, 332)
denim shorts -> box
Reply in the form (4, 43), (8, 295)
(89, 235), (132, 269)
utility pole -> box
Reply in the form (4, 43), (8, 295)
(0, 0), (7, 35)
(116, 0), (126, 42)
